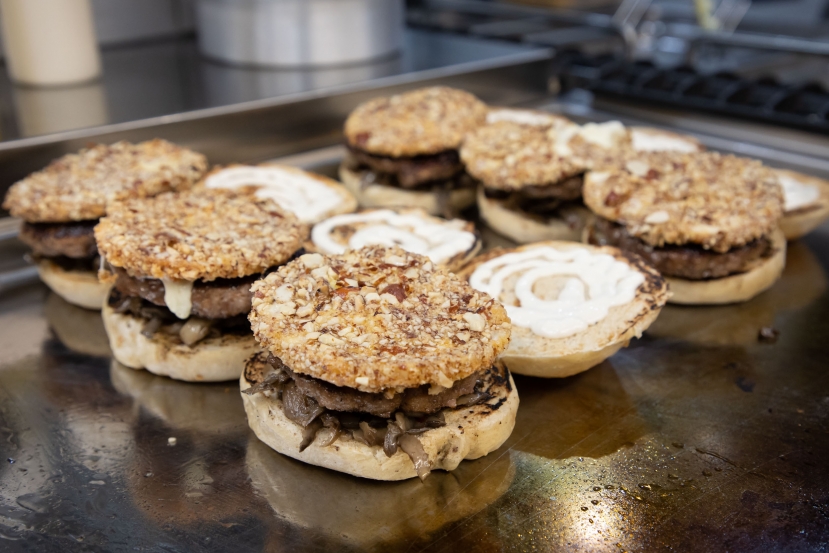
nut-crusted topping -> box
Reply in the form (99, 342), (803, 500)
(344, 86), (487, 158)
(3, 139), (207, 223)
(583, 151), (784, 253)
(310, 207), (478, 267)
(249, 245), (511, 393)
(460, 121), (584, 191)
(95, 188), (307, 281)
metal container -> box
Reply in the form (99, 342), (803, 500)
(195, 0), (404, 67)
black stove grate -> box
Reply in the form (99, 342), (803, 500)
(555, 52), (829, 133)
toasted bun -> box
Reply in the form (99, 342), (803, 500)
(44, 293), (111, 356)
(666, 229), (786, 305)
(102, 301), (259, 382)
(459, 242), (669, 378)
(245, 437), (514, 547)
(477, 186), (590, 244)
(774, 169), (829, 240)
(240, 365), (518, 481)
(339, 164), (475, 216)
(37, 259), (107, 310)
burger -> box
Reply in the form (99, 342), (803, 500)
(340, 86), (487, 217)
(584, 151), (786, 305)
(771, 168), (829, 240)
(463, 113), (703, 245)
(3, 140), (207, 309)
(241, 245), (517, 480)
(95, 188), (307, 382)
(461, 241), (668, 378)
(309, 207), (481, 272)
(200, 162), (357, 224)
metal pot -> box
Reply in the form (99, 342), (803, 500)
(195, 0), (404, 67)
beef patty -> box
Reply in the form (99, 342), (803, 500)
(348, 147), (463, 189)
(113, 268), (256, 320)
(515, 174), (584, 202)
(588, 217), (773, 280)
(19, 220), (98, 259)
(265, 355), (482, 418)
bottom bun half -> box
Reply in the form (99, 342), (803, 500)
(102, 302), (259, 382)
(37, 259), (107, 310)
(667, 229), (787, 305)
(339, 164), (475, 216)
(240, 368), (518, 481)
(459, 242), (669, 378)
(477, 186), (592, 244)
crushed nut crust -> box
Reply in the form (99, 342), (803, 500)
(460, 121), (584, 191)
(249, 245), (511, 393)
(3, 139), (207, 223)
(344, 87), (487, 158)
(583, 151), (784, 253)
(95, 188), (307, 281)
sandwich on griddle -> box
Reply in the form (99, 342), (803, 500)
(340, 86), (487, 216)
(241, 245), (518, 480)
(463, 113), (703, 245)
(584, 151), (785, 305)
(4, 140), (207, 309)
(96, 188), (306, 381)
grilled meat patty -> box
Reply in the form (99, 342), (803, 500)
(348, 147), (463, 189)
(271, 355), (481, 418)
(588, 217), (773, 280)
(113, 268), (256, 320)
(19, 220), (98, 259)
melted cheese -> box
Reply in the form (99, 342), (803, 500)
(205, 165), (343, 223)
(778, 173), (821, 212)
(162, 278), (194, 319)
(469, 246), (643, 339)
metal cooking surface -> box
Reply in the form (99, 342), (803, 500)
(1, 227), (828, 551)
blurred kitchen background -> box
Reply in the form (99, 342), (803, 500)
(0, 0), (827, 142)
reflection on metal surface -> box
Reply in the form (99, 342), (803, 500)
(44, 293), (111, 357)
(12, 82), (109, 138)
(110, 360), (247, 435)
(246, 438), (514, 549)
(649, 241), (828, 345)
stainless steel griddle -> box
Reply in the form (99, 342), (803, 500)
(1, 55), (829, 553)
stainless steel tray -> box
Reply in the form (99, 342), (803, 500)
(1, 64), (829, 552)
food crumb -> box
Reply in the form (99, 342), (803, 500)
(758, 327), (780, 343)
(167, 437), (177, 446)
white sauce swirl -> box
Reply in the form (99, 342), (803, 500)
(777, 173), (820, 212)
(487, 108), (564, 127)
(553, 121), (626, 156)
(311, 210), (476, 266)
(631, 129), (700, 153)
(205, 166), (343, 223)
(469, 246), (644, 339)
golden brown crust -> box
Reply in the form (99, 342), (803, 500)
(3, 140), (207, 223)
(460, 121), (583, 191)
(249, 246), (511, 393)
(583, 151), (784, 253)
(95, 188), (307, 281)
(344, 87), (487, 157)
